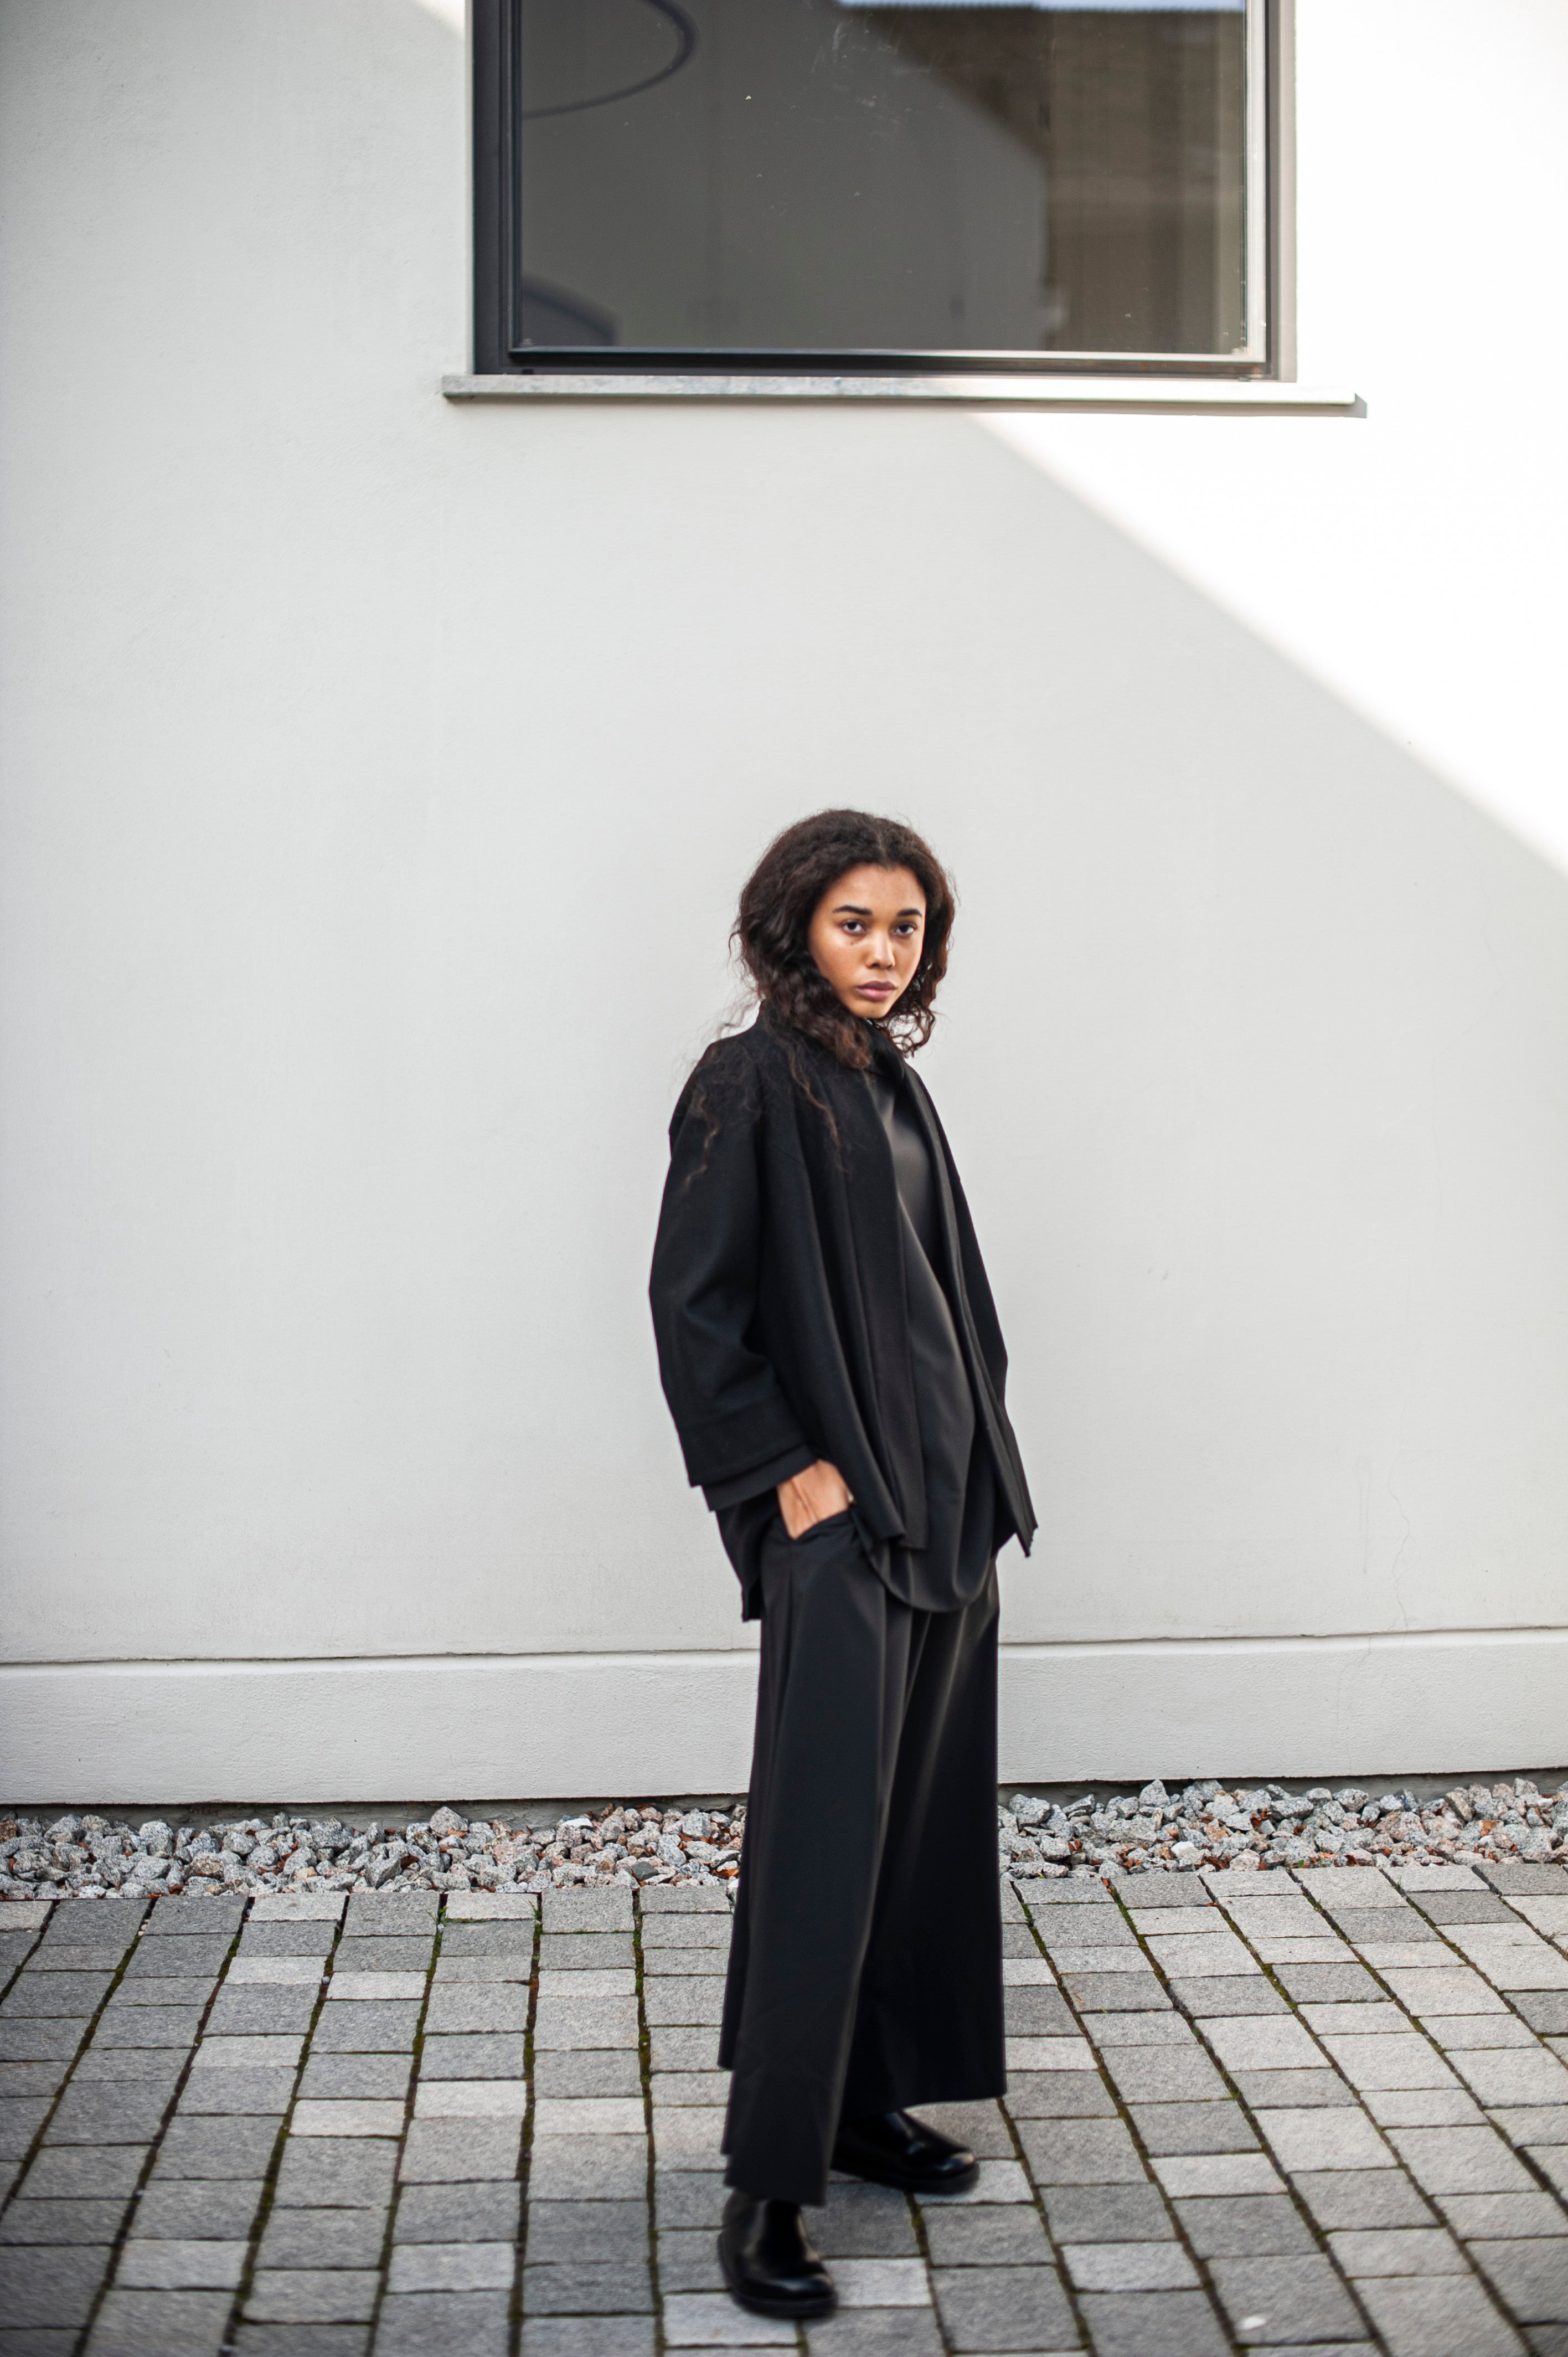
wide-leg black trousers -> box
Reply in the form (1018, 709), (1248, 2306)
(716, 1510), (1004, 2207)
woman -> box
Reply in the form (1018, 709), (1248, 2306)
(649, 810), (1035, 2320)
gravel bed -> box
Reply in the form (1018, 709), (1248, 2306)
(3, 1774), (1565, 1902)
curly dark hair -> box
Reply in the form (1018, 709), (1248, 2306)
(734, 809), (956, 1071)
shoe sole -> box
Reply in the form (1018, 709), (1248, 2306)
(718, 2237), (837, 2319)
(831, 2154), (982, 2196)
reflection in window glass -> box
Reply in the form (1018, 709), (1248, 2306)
(511, 0), (1252, 361)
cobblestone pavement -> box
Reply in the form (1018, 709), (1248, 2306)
(2, 1859), (1566, 2357)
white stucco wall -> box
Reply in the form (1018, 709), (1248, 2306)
(2, 0), (1564, 1801)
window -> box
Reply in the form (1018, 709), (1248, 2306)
(473, 0), (1270, 375)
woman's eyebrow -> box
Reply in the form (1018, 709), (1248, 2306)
(832, 902), (873, 916)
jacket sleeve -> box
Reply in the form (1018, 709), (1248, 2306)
(649, 1048), (816, 1493)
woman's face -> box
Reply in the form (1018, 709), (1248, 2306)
(807, 863), (927, 1020)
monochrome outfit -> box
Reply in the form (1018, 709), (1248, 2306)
(649, 1012), (1034, 2206)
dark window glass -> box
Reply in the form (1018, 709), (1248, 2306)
(491, 0), (1254, 366)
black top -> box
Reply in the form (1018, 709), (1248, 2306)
(650, 1011), (1035, 1618)
(865, 1041), (998, 1612)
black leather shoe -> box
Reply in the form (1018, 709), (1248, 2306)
(831, 2108), (981, 2193)
(718, 2190), (836, 2319)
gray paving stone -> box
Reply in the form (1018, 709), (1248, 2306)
(421, 1987), (527, 2035)
(375, 2291), (512, 2353)
(526, 2199), (648, 2260)
(143, 1898), (245, 1938)
(71, 2051), (183, 2087)
(932, 2261), (1076, 2350)
(2, 1972), (114, 2016)
(91, 2006), (203, 2049)
(529, 2134), (646, 2200)
(1232, 2068), (1356, 2108)
(1101, 2048), (1226, 2103)
(0, 2063), (71, 2100)
(1412, 1894), (1519, 1926)
(132, 2179), (267, 2238)
(802, 2315), (942, 2357)
(275, 2139), (399, 2207)
(28, 1947), (130, 1975)
(396, 2119), (519, 2184)
(1515, 1996), (1568, 2036)
(394, 2181), (523, 2242)
(1002, 1987), (1076, 2035)
(647, 2029), (721, 2074)
(437, 1926), (534, 1960)
(84, 2287), (234, 2355)
(1292, 2170), (1437, 2230)
(1039, 1912), (1137, 1949)
(1330, 1909), (1438, 1946)
(1480, 1867), (1568, 1898)
(1005, 2071), (1117, 2118)
(653, 2225), (724, 2291)
(639, 1948), (728, 1977)
(1172, 1977), (1288, 2017)
(1173, 2195), (1316, 2256)
(432, 1957), (528, 1984)
(0, 2198), (131, 2245)
(1065, 1974), (1172, 2013)
(1389, 2124), (1535, 2194)
(245, 2270), (378, 2323)
(257, 2207), (389, 2269)
(0, 2097), (52, 2158)
(807, 2181), (919, 2256)
(1129, 2102), (1260, 2156)
(522, 2261), (652, 2312)
(0, 2020), (89, 2060)
(1123, 1875), (1212, 1908)
(1065, 2243), (1199, 2291)
(106, 1978), (216, 2010)
(207, 1987), (318, 2036)
(535, 2050), (642, 2098)
(342, 1895), (438, 1938)
(1039, 2184), (1174, 2241)
(1440, 2193), (1568, 2238)
(904, 2099), (1013, 2159)
(42, 1903), (147, 1948)
(541, 1890), (633, 1933)
(0, 2245), (112, 2328)
(333, 1941), (432, 1974)
(235, 2330), (370, 2357)
(24, 2145), (150, 2199)
(152, 2113), (281, 2179)
(539, 1933), (633, 1970)
(1209, 2253), (1365, 2343)
(640, 1979), (724, 2027)
(1328, 2226), (1469, 2274)
(419, 2034), (524, 2078)
(45, 2082), (171, 2145)
(310, 2005), (421, 2054)
(123, 1939), (230, 1979)
(1017, 2115), (1146, 2184)
(299, 2055), (412, 2101)
(923, 2205), (1054, 2265)
(180, 2066), (298, 2113)
(1494, 2107), (1568, 2145)
(239, 1924), (338, 1959)
(654, 2173), (724, 2228)
(641, 1916), (730, 1949)
(519, 2322), (657, 2357)
(1077, 2287), (1231, 2355)
(1355, 2271), (1528, 2355)
(1471, 2240), (1568, 2323)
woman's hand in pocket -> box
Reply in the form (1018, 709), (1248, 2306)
(776, 1459), (854, 1539)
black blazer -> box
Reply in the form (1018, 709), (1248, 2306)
(649, 1013), (1035, 1560)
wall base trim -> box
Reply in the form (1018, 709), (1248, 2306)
(1, 1629), (1561, 1804)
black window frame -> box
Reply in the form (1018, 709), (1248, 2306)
(472, 0), (1285, 381)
